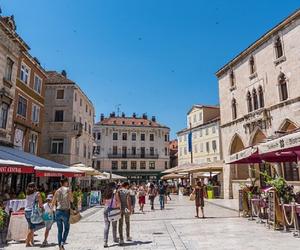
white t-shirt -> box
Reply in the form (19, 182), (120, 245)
(43, 203), (52, 213)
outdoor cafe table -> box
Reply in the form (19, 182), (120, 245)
(4, 199), (26, 214)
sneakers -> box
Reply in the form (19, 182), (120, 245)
(104, 242), (108, 248)
(40, 241), (48, 248)
(127, 236), (132, 241)
(119, 239), (125, 246)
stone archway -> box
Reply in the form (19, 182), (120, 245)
(279, 119), (298, 132)
(250, 128), (267, 146)
(230, 134), (245, 154)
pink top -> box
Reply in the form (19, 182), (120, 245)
(104, 197), (117, 208)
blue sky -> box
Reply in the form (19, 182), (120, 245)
(1, 0), (299, 138)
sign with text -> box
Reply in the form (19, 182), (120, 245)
(0, 165), (34, 174)
(89, 191), (101, 207)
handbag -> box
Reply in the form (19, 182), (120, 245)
(189, 193), (196, 201)
(30, 195), (43, 224)
(69, 203), (82, 224)
(107, 193), (121, 222)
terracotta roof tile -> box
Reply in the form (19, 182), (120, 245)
(96, 117), (168, 128)
(45, 71), (75, 84)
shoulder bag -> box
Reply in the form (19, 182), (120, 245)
(107, 193), (121, 222)
(69, 203), (82, 224)
(31, 194), (44, 224)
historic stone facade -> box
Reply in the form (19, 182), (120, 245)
(177, 105), (222, 166)
(93, 113), (170, 182)
(40, 71), (95, 167)
(0, 16), (23, 144)
(217, 9), (300, 198)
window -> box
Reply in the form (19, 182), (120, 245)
(199, 112), (202, 121)
(85, 104), (88, 112)
(205, 128), (209, 135)
(20, 63), (30, 84)
(17, 96), (27, 117)
(274, 36), (283, 59)
(212, 140), (217, 152)
(88, 124), (91, 134)
(140, 147), (145, 158)
(249, 56), (256, 75)
(199, 129), (202, 137)
(83, 144), (87, 158)
(74, 92), (77, 102)
(4, 57), (14, 82)
(247, 91), (252, 112)
(51, 139), (64, 154)
(132, 133), (136, 141)
(165, 134), (169, 142)
(206, 142), (210, 153)
(278, 73), (288, 101)
(140, 161), (146, 170)
(0, 103), (9, 129)
(193, 114), (197, 123)
(122, 133), (127, 141)
(212, 126), (216, 134)
(150, 134), (154, 141)
(122, 146), (127, 157)
(132, 147), (136, 155)
(29, 133), (38, 154)
(164, 147), (168, 156)
(194, 144), (198, 153)
(75, 140), (80, 155)
(252, 89), (258, 110)
(95, 146), (100, 154)
(184, 147), (187, 155)
(149, 161), (155, 170)
(258, 86), (264, 108)
(96, 161), (101, 169)
(33, 75), (42, 94)
(113, 132), (118, 140)
(97, 132), (101, 140)
(200, 143), (203, 152)
(56, 89), (64, 99)
(121, 161), (127, 170)
(283, 162), (299, 181)
(165, 161), (168, 169)
(150, 147), (154, 156)
(131, 161), (137, 170)
(54, 110), (64, 122)
(141, 133), (145, 141)
(229, 70), (236, 87)
(112, 161), (118, 170)
(84, 122), (87, 131)
(112, 146), (118, 155)
(32, 104), (40, 123)
(232, 98), (237, 120)
(80, 98), (82, 106)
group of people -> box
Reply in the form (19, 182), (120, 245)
(24, 178), (73, 250)
(102, 180), (171, 248)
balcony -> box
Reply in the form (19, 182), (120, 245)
(107, 153), (159, 159)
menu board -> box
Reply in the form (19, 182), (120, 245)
(238, 190), (243, 212)
(268, 190), (276, 227)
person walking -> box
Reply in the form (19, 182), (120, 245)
(41, 194), (54, 247)
(158, 181), (166, 210)
(191, 180), (207, 218)
(52, 178), (73, 250)
(103, 182), (120, 248)
(129, 184), (137, 214)
(118, 182), (132, 246)
(24, 182), (43, 247)
(148, 183), (157, 210)
(137, 185), (146, 213)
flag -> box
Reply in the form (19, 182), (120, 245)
(188, 132), (192, 152)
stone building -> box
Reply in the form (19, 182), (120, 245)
(40, 71), (95, 167)
(93, 113), (170, 182)
(12, 47), (46, 155)
(177, 105), (222, 166)
(169, 139), (178, 168)
(216, 9), (300, 198)
(0, 15), (24, 145)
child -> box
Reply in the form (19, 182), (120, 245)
(41, 194), (54, 247)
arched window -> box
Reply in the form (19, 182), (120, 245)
(249, 56), (256, 74)
(252, 89), (258, 110)
(232, 98), (237, 120)
(229, 70), (236, 87)
(278, 73), (288, 101)
(247, 91), (252, 113)
(258, 86), (264, 108)
(274, 36), (283, 59)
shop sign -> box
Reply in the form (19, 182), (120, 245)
(0, 165), (34, 174)
(260, 131), (300, 154)
(35, 171), (85, 177)
(226, 147), (257, 164)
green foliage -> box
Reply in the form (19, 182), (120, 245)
(73, 190), (83, 209)
(0, 207), (7, 229)
(17, 192), (26, 199)
(206, 184), (213, 191)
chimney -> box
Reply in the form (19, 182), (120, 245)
(132, 113), (136, 118)
(121, 112), (125, 118)
(142, 113), (147, 119)
(151, 116), (156, 122)
(61, 70), (67, 78)
(100, 114), (104, 121)
(111, 112), (116, 117)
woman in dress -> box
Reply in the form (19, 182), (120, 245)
(192, 180), (207, 218)
(24, 182), (43, 247)
(137, 185), (146, 213)
(102, 182), (120, 248)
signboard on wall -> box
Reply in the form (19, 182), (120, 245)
(89, 191), (101, 207)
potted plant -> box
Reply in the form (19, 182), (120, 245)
(206, 184), (214, 199)
(0, 206), (8, 246)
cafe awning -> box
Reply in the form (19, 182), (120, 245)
(71, 163), (102, 176)
(180, 161), (224, 173)
(0, 145), (84, 177)
(0, 159), (35, 174)
(161, 163), (202, 174)
(161, 173), (187, 180)
(225, 147), (261, 164)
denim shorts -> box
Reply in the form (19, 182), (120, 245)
(25, 210), (36, 230)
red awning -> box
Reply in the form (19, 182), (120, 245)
(226, 147), (261, 164)
(0, 165), (34, 174)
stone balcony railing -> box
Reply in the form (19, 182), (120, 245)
(108, 153), (159, 159)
